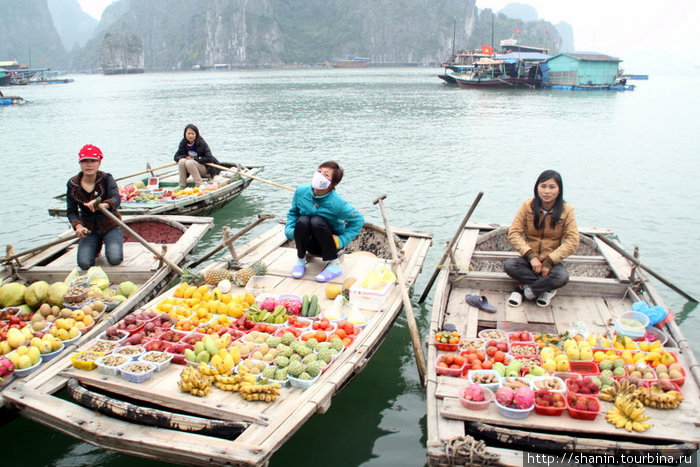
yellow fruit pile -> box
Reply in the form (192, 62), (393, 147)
(49, 318), (81, 341)
(159, 283), (255, 319)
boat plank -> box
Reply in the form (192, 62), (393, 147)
(455, 271), (629, 296)
(593, 235), (633, 282)
(439, 396), (699, 443)
(452, 227), (480, 267)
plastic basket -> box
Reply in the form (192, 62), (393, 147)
(166, 343), (194, 365)
(434, 334), (460, 352)
(565, 376), (600, 396)
(614, 311), (650, 338)
(509, 342), (538, 358)
(478, 329), (508, 341)
(113, 345), (146, 360)
(12, 358), (42, 378)
(143, 340), (172, 353)
(61, 333), (82, 346)
(288, 373), (320, 389)
(286, 316), (312, 331)
(642, 327), (669, 345)
(459, 384), (494, 410)
(569, 360), (600, 376)
(466, 370), (501, 391)
(508, 331), (535, 342)
(529, 376), (566, 393)
(41, 342), (65, 361)
(436, 355), (466, 377)
(119, 361), (156, 383)
(158, 330), (187, 343)
(534, 390), (567, 416)
(138, 351), (173, 372)
(97, 330), (129, 343)
(494, 400), (534, 419)
(86, 340), (120, 354)
(566, 394), (600, 420)
(71, 351), (104, 371)
(95, 354), (131, 375)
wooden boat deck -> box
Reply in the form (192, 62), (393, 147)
(4, 223), (433, 466)
(1, 215), (213, 408)
(426, 224), (700, 466)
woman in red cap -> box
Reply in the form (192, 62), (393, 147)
(66, 144), (123, 270)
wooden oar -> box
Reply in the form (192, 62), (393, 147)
(594, 233), (698, 303)
(1, 232), (84, 264)
(94, 199), (184, 275)
(187, 214), (275, 268)
(114, 162), (178, 182)
(418, 192), (483, 303)
(373, 194), (427, 386)
(206, 163), (294, 192)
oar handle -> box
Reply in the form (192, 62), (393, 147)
(206, 163), (294, 192)
(2, 231), (87, 263)
(95, 198), (184, 275)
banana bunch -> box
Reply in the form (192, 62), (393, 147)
(605, 393), (652, 432)
(213, 371), (257, 391)
(239, 382), (282, 402)
(637, 386), (683, 409)
(598, 379), (638, 402)
(178, 366), (212, 397)
(197, 360), (233, 377)
(247, 304), (288, 324)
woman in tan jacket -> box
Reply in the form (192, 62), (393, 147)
(505, 170), (579, 307)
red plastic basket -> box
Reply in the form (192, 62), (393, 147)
(534, 389), (567, 416)
(566, 394), (600, 420)
(165, 343), (194, 365)
(569, 360), (600, 376)
(436, 355), (466, 377)
(566, 376), (600, 396)
(434, 334), (460, 351)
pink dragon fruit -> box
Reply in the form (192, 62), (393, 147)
(260, 297), (277, 312)
(278, 297), (302, 315)
(513, 386), (535, 409)
(467, 384), (485, 402)
(0, 357), (15, 378)
(496, 386), (514, 407)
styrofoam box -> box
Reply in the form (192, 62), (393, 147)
(348, 281), (394, 311)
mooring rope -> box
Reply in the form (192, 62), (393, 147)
(443, 435), (500, 465)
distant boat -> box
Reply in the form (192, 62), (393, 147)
(452, 56), (546, 89)
(325, 56), (370, 68)
(0, 94), (24, 106)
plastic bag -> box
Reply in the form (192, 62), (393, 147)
(87, 266), (110, 289)
(632, 301), (667, 326)
(64, 268), (82, 285)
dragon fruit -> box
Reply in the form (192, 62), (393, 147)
(513, 386), (535, 409)
(260, 297), (277, 312)
(496, 386), (514, 407)
(0, 356), (15, 378)
(467, 384), (485, 402)
(278, 297), (302, 315)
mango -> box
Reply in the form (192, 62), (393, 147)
(196, 350), (210, 363)
(27, 346), (41, 365)
(17, 355), (32, 370)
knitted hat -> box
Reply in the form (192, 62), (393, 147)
(78, 144), (103, 161)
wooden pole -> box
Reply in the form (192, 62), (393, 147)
(419, 192), (483, 303)
(114, 162), (178, 182)
(595, 234), (698, 303)
(206, 163), (294, 192)
(94, 200), (184, 275)
(187, 214), (274, 268)
(2, 232), (83, 264)
(373, 194), (427, 386)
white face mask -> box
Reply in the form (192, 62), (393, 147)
(311, 171), (331, 190)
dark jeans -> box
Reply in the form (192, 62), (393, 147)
(504, 256), (569, 297)
(77, 227), (123, 270)
(294, 215), (338, 261)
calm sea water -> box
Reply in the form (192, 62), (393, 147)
(1, 67), (699, 466)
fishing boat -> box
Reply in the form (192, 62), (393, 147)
(438, 50), (490, 84)
(48, 163), (264, 217)
(425, 222), (700, 466)
(453, 57), (545, 89)
(4, 221), (432, 465)
(0, 215), (213, 406)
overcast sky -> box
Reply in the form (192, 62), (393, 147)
(79, 0), (699, 71)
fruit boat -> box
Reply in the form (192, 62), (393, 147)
(426, 222), (700, 466)
(3, 221), (432, 466)
(0, 215), (213, 408)
(47, 162), (264, 217)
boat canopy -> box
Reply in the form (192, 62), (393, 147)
(474, 58), (504, 66)
(495, 52), (550, 62)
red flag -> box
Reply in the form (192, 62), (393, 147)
(514, 28), (521, 34)
(481, 44), (494, 55)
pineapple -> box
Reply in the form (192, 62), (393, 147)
(203, 268), (232, 286)
(232, 261), (267, 287)
(180, 267), (204, 285)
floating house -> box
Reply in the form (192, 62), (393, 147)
(541, 52), (633, 90)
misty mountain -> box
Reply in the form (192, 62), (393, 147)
(499, 3), (538, 22)
(47, 0), (98, 51)
(0, 0), (68, 69)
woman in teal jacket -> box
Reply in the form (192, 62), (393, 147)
(285, 161), (364, 282)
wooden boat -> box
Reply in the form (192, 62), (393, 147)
(48, 163), (264, 217)
(426, 223), (700, 466)
(4, 221), (432, 466)
(0, 215), (213, 407)
(453, 58), (543, 89)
